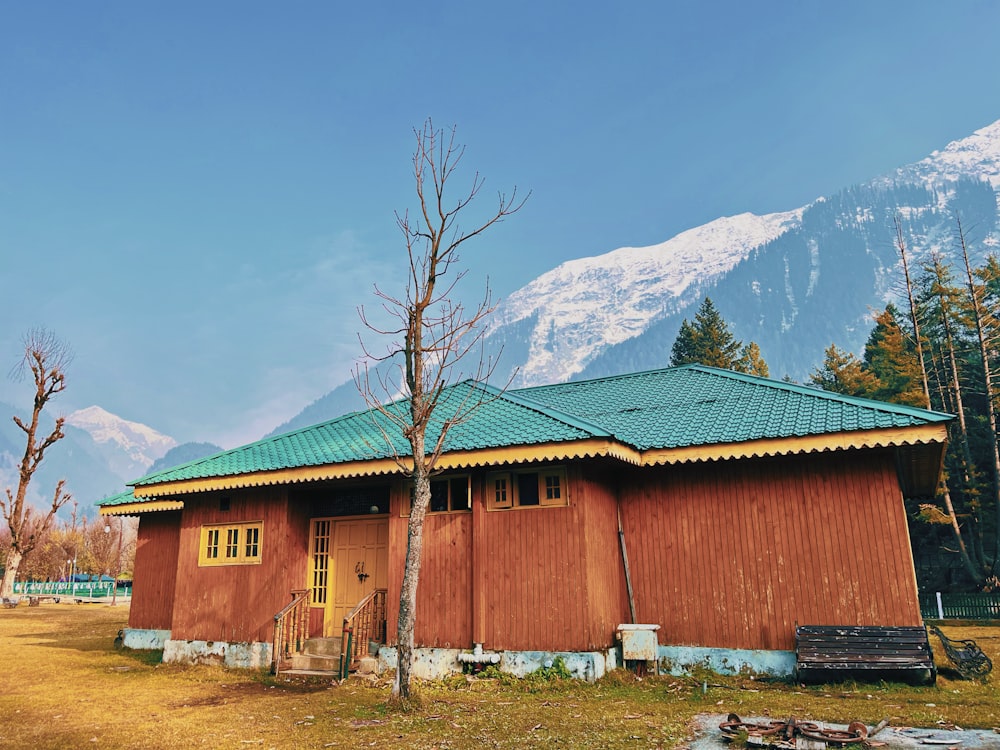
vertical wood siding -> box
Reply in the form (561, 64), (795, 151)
(386, 498), (473, 648)
(576, 464), (632, 646)
(129, 511), (181, 630)
(169, 488), (310, 644)
(472, 464), (628, 652)
(620, 450), (922, 652)
(387, 464), (627, 652)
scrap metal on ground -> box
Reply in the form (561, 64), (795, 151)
(719, 714), (870, 747)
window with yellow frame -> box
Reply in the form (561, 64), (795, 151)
(487, 467), (567, 510)
(199, 521), (263, 566)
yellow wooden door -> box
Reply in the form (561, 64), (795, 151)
(326, 518), (388, 636)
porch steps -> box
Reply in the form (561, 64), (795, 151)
(285, 637), (341, 673)
(277, 636), (383, 677)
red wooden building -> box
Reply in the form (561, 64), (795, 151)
(99, 365), (950, 678)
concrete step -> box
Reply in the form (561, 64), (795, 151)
(288, 652), (341, 672)
(303, 637), (341, 658)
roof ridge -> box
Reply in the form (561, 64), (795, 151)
(492, 385), (614, 438)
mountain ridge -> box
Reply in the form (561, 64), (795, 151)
(271, 117), (1000, 434)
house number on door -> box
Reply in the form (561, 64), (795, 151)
(355, 561), (369, 583)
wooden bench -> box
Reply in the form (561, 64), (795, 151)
(795, 625), (936, 685)
(2, 596), (20, 609)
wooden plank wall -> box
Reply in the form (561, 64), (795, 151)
(472, 464), (628, 652)
(619, 449), (922, 652)
(574, 464), (631, 647)
(129, 511), (181, 631)
(169, 487), (311, 644)
(386, 510), (473, 648)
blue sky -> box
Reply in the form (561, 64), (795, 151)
(2, 1), (999, 447)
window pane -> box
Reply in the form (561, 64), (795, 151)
(494, 477), (508, 506)
(545, 474), (561, 500)
(226, 528), (240, 558)
(311, 520), (330, 604)
(206, 529), (219, 559)
(517, 473), (539, 506)
(245, 526), (260, 558)
(450, 477), (469, 511)
(430, 480), (449, 512)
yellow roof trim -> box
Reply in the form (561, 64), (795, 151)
(132, 439), (640, 499)
(641, 424), (950, 466)
(99, 499), (185, 516)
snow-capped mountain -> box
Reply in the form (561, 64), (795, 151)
(894, 119), (1000, 191)
(65, 405), (176, 482)
(496, 210), (804, 386)
(271, 118), (1000, 435)
(0, 402), (177, 517)
(490, 118), (1000, 387)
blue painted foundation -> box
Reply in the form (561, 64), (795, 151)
(658, 645), (796, 677)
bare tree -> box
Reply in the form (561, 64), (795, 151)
(355, 120), (526, 701)
(0, 329), (73, 598)
(895, 218), (982, 584)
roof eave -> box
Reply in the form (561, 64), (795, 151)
(129, 438), (640, 500)
(639, 423), (950, 466)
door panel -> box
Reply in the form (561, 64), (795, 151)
(327, 518), (388, 636)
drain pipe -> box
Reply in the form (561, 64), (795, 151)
(617, 501), (637, 624)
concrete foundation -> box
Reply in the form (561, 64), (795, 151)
(658, 645), (796, 677)
(376, 646), (620, 682)
(121, 628), (793, 682)
(122, 628), (171, 650)
(162, 638), (272, 669)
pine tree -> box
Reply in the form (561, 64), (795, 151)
(669, 297), (769, 374)
(863, 305), (926, 407)
(738, 341), (769, 377)
(669, 318), (699, 367)
(808, 344), (880, 397)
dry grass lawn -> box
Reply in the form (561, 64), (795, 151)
(1, 604), (998, 749)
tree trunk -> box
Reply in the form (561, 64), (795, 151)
(896, 226), (983, 584)
(0, 548), (23, 599)
(958, 221), (1000, 574)
(393, 454), (430, 701)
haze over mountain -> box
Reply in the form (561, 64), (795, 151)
(5, 119), (1000, 513)
(271, 118), (1000, 434)
(0, 404), (188, 519)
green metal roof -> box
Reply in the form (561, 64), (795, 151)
(102, 365), (952, 504)
(514, 365), (952, 451)
(98, 490), (142, 507)
(126, 380), (609, 489)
